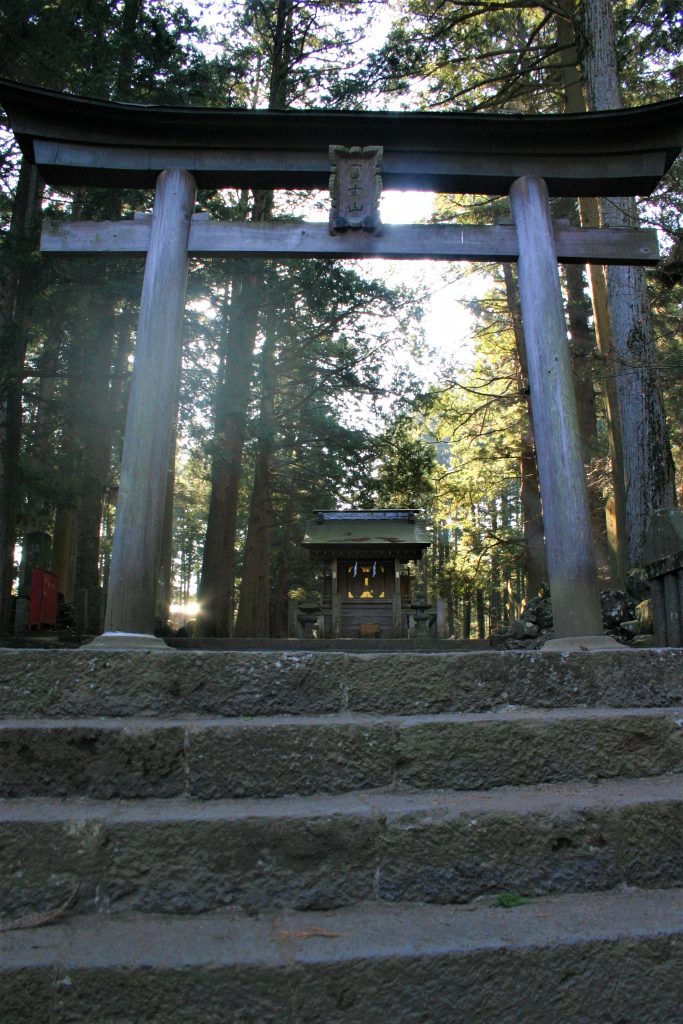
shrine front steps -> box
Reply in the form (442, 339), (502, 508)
(2, 774), (683, 920)
(2, 706), (683, 800)
(2, 647), (683, 718)
(3, 889), (683, 1024)
(1, 647), (683, 1022)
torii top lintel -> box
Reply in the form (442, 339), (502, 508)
(1, 78), (682, 197)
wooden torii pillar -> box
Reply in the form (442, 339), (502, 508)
(510, 176), (603, 639)
(1, 80), (680, 647)
(104, 168), (196, 637)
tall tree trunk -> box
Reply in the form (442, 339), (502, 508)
(234, 317), (278, 638)
(60, 297), (135, 607)
(233, 448), (275, 640)
(519, 437), (546, 597)
(114, 0), (144, 100)
(563, 260), (612, 577)
(443, 525), (455, 636)
(73, 282), (119, 593)
(197, 0), (298, 635)
(577, 0), (677, 564)
(22, 317), (61, 526)
(476, 587), (486, 639)
(0, 160), (43, 633)
(503, 263), (547, 597)
(48, 294), (86, 604)
(500, 487), (513, 625)
(556, 2), (629, 583)
(196, 263), (265, 640)
(155, 326), (182, 631)
(271, 514), (294, 637)
(38, 289), (88, 609)
(462, 592), (472, 640)
(15, 316), (61, 594)
(51, 508), (78, 603)
(157, 439), (176, 631)
(197, 268), (261, 636)
(268, 0), (295, 108)
(489, 500), (502, 631)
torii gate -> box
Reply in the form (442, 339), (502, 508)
(1, 79), (681, 647)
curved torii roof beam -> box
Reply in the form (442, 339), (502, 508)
(1, 78), (682, 196)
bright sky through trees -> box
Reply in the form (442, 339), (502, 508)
(378, 190), (485, 375)
(182, 0), (486, 376)
(300, 186), (485, 378)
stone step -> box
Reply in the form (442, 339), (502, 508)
(2, 774), (681, 918)
(2, 887), (682, 1023)
(2, 648), (682, 718)
(2, 706), (682, 799)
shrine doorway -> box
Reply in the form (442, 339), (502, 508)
(339, 559), (394, 638)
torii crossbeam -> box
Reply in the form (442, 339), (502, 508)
(2, 79), (682, 645)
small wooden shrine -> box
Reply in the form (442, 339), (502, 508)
(302, 510), (431, 639)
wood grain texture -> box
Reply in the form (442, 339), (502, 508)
(41, 219), (659, 266)
(3, 79), (680, 196)
(510, 175), (603, 638)
(29, 139), (671, 195)
(104, 169), (196, 635)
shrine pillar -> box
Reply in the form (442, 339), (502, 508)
(331, 559), (341, 639)
(392, 557), (402, 637)
(103, 168), (196, 638)
(509, 176), (603, 639)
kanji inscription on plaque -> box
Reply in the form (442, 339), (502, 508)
(329, 146), (383, 234)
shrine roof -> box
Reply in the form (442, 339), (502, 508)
(303, 510), (431, 553)
(1, 78), (682, 196)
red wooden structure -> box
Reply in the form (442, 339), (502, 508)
(28, 568), (59, 629)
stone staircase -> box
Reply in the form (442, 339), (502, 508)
(1, 647), (682, 1023)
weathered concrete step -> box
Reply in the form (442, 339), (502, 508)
(2, 648), (682, 718)
(2, 888), (682, 1023)
(2, 706), (682, 799)
(2, 774), (681, 918)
